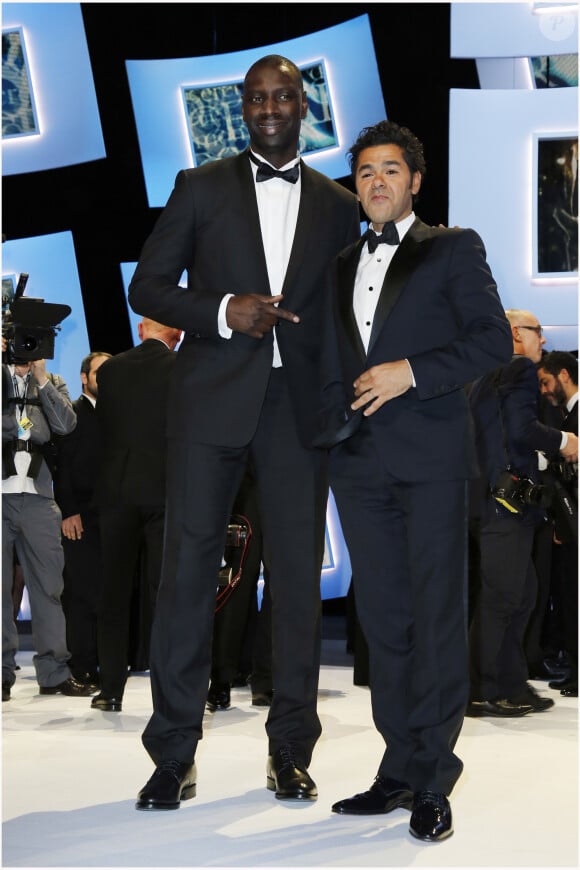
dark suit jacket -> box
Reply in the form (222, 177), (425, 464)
(128, 150), (360, 449)
(94, 339), (176, 507)
(469, 355), (564, 490)
(53, 394), (100, 518)
(320, 218), (513, 481)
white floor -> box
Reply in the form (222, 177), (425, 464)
(2, 643), (578, 869)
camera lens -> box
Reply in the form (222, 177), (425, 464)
(18, 334), (39, 352)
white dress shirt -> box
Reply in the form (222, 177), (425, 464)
(218, 150), (302, 367)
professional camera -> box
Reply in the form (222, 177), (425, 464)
(492, 469), (551, 515)
(2, 273), (71, 364)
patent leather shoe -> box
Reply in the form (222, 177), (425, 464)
(410, 791), (453, 842)
(206, 681), (231, 711)
(267, 745), (317, 801)
(74, 670), (100, 688)
(550, 674), (575, 690)
(39, 677), (98, 697)
(465, 698), (532, 717)
(561, 682), (578, 697)
(136, 760), (197, 810)
(332, 775), (413, 815)
(508, 684), (554, 712)
(91, 693), (123, 712)
(252, 690), (273, 707)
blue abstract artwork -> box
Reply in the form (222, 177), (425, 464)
(182, 61), (337, 166)
(2, 28), (38, 137)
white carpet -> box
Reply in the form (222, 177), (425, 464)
(2, 644), (578, 868)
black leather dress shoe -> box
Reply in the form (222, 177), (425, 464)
(206, 681), (231, 711)
(332, 775), (413, 814)
(561, 682), (578, 697)
(252, 690), (273, 707)
(267, 745), (317, 801)
(74, 671), (100, 688)
(39, 677), (98, 697)
(465, 698), (533, 717)
(136, 761), (197, 810)
(508, 684), (554, 712)
(550, 675), (575, 690)
(91, 693), (123, 712)
(410, 791), (453, 842)
(529, 662), (569, 681)
(2, 682), (11, 702)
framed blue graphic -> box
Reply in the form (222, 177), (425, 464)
(182, 59), (338, 167)
(2, 27), (39, 138)
(127, 14), (386, 206)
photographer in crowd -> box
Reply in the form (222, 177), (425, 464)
(537, 351), (578, 697)
(467, 310), (578, 718)
(2, 349), (97, 701)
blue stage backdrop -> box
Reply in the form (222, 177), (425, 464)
(126, 14), (386, 207)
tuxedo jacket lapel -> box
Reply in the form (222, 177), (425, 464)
(337, 239), (367, 362)
(367, 218), (434, 356)
(237, 150), (271, 292)
(281, 162), (316, 299)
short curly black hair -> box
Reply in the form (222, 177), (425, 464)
(347, 120), (427, 181)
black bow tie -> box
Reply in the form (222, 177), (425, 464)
(365, 222), (400, 253)
(249, 152), (300, 184)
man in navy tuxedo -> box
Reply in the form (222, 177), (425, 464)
(318, 120), (512, 841)
(128, 55), (360, 810)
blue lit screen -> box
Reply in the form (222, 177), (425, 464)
(126, 14), (386, 206)
(2, 2), (105, 174)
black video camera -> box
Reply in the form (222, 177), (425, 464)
(2, 273), (71, 364)
(492, 469), (551, 515)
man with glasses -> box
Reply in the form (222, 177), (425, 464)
(467, 309), (578, 719)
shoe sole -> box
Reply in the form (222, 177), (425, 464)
(91, 704), (123, 712)
(466, 707), (531, 717)
(135, 782), (197, 811)
(332, 798), (414, 814)
(266, 776), (317, 801)
(409, 826), (454, 842)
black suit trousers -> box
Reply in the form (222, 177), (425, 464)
(469, 509), (539, 700)
(61, 508), (102, 677)
(329, 423), (469, 796)
(143, 368), (327, 766)
(97, 504), (166, 697)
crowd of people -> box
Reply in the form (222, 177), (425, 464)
(2, 53), (577, 846)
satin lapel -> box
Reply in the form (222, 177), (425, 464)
(236, 149), (271, 291)
(367, 218), (433, 356)
(337, 240), (367, 362)
(281, 161), (315, 298)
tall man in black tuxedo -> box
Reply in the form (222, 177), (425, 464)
(53, 351), (111, 687)
(128, 55), (360, 810)
(317, 121), (513, 841)
(90, 319), (182, 713)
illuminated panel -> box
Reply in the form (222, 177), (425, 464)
(2, 3), (105, 174)
(449, 87), (578, 330)
(451, 2), (578, 58)
(533, 133), (578, 278)
(181, 59), (338, 167)
(126, 14), (386, 206)
(2, 232), (90, 396)
(2, 27), (39, 138)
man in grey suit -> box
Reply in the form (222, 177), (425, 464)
(129, 55), (360, 810)
(2, 356), (96, 700)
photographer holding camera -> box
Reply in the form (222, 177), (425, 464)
(466, 310), (578, 717)
(2, 346), (97, 701)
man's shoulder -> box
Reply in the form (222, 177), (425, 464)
(301, 163), (357, 203)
